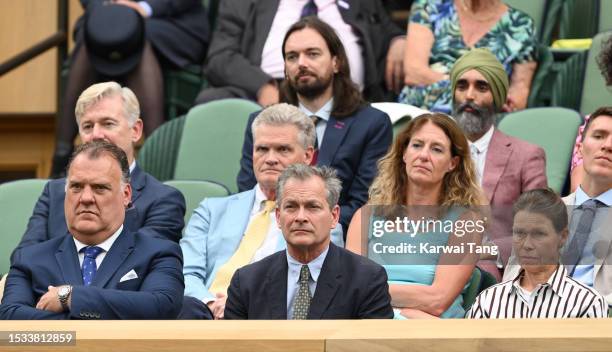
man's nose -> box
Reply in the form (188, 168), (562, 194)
(79, 186), (95, 204)
(92, 124), (105, 140)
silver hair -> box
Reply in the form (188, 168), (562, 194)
(251, 103), (316, 149)
(276, 164), (342, 209)
(75, 81), (140, 127)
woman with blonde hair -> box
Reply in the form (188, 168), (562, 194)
(346, 113), (487, 318)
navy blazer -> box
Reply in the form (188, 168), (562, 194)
(17, 165), (185, 254)
(224, 242), (393, 319)
(0, 228), (184, 320)
(237, 105), (392, 235)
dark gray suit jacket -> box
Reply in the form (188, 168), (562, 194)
(224, 243), (394, 319)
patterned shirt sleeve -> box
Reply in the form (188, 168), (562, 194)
(510, 8), (537, 63)
(409, 0), (434, 30)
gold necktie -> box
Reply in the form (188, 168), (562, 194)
(209, 200), (276, 294)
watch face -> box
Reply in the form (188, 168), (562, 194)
(58, 286), (69, 297)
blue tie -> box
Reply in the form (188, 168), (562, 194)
(81, 246), (104, 286)
(300, 0), (318, 18)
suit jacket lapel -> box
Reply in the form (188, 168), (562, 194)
(318, 116), (354, 166)
(55, 235), (84, 285)
(92, 227), (134, 288)
(308, 244), (341, 319)
(265, 253), (288, 319)
(129, 164), (146, 204)
(482, 130), (512, 203)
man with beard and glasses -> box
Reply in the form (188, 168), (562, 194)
(449, 49), (547, 275)
(237, 17), (393, 236)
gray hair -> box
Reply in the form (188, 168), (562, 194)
(75, 81), (140, 127)
(276, 164), (342, 209)
(252, 103), (316, 149)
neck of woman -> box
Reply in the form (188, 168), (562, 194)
(460, 0), (501, 13)
(406, 183), (442, 206)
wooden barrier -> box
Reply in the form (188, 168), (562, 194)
(0, 319), (611, 351)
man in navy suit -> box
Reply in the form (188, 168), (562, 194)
(225, 164), (393, 319)
(0, 141), (184, 320)
(16, 82), (185, 255)
(237, 17), (393, 235)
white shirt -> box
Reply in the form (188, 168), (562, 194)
(299, 98), (333, 145)
(250, 184), (283, 263)
(73, 225), (123, 268)
(469, 126), (494, 185)
(260, 0), (364, 90)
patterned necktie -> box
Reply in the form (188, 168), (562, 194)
(300, 0), (318, 18)
(310, 115), (320, 165)
(291, 265), (312, 319)
(81, 246), (104, 286)
(563, 199), (601, 274)
(209, 200), (276, 294)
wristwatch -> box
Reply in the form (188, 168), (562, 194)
(58, 285), (72, 311)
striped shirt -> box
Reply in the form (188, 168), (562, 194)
(466, 266), (608, 318)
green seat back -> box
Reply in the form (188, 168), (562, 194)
(498, 107), (582, 193)
(559, 0), (599, 40)
(138, 116), (186, 182)
(505, 0), (561, 45)
(462, 268), (482, 311)
(164, 180), (229, 226)
(527, 44), (554, 107)
(392, 116), (412, 139)
(600, 0), (612, 33)
(579, 31), (612, 115)
(0, 179), (48, 275)
(174, 99), (261, 193)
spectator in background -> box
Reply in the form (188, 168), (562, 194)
(237, 17), (393, 235)
(180, 104), (344, 320)
(346, 113), (486, 319)
(450, 48), (547, 273)
(195, 0), (405, 106)
(399, 0), (537, 114)
(467, 188), (607, 319)
(50, 0), (209, 178)
(17, 82), (185, 257)
(571, 36), (612, 192)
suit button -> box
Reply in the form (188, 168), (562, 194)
(79, 312), (85, 317)
(94, 313), (100, 318)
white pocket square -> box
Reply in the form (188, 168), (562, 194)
(119, 269), (138, 283)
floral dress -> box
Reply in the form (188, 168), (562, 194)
(399, 0), (536, 113)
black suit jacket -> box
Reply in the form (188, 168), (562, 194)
(204, 0), (403, 100)
(224, 243), (393, 319)
(237, 105), (392, 235)
(17, 164), (185, 254)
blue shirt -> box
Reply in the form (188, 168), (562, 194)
(571, 186), (612, 286)
(286, 246), (329, 319)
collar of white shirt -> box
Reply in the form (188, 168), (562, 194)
(73, 224), (123, 255)
(469, 125), (495, 155)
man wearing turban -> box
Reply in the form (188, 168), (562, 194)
(449, 48), (547, 274)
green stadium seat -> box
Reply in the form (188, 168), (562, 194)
(498, 107), (582, 193)
(164, 179), (229, 227)
(462, 268), (482, 311)
(173, 99), (261, 193)
(0, 179), (48, 275)
(138, 115), (186, 182)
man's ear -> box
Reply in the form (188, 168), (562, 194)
(131, 118), (144, 142)
(332, 56), (339, 74)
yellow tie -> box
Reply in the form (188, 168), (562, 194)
(209, 200), (276, 294)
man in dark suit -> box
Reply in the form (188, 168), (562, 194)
(196, 0), (404, 105)
(237, 17), (393, 234)
(17, 82), (185, 256)
(0, 141), (184, 320)
(225, 164), (393, 319)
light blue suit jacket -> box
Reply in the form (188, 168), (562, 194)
(180, 188), (344, 301)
